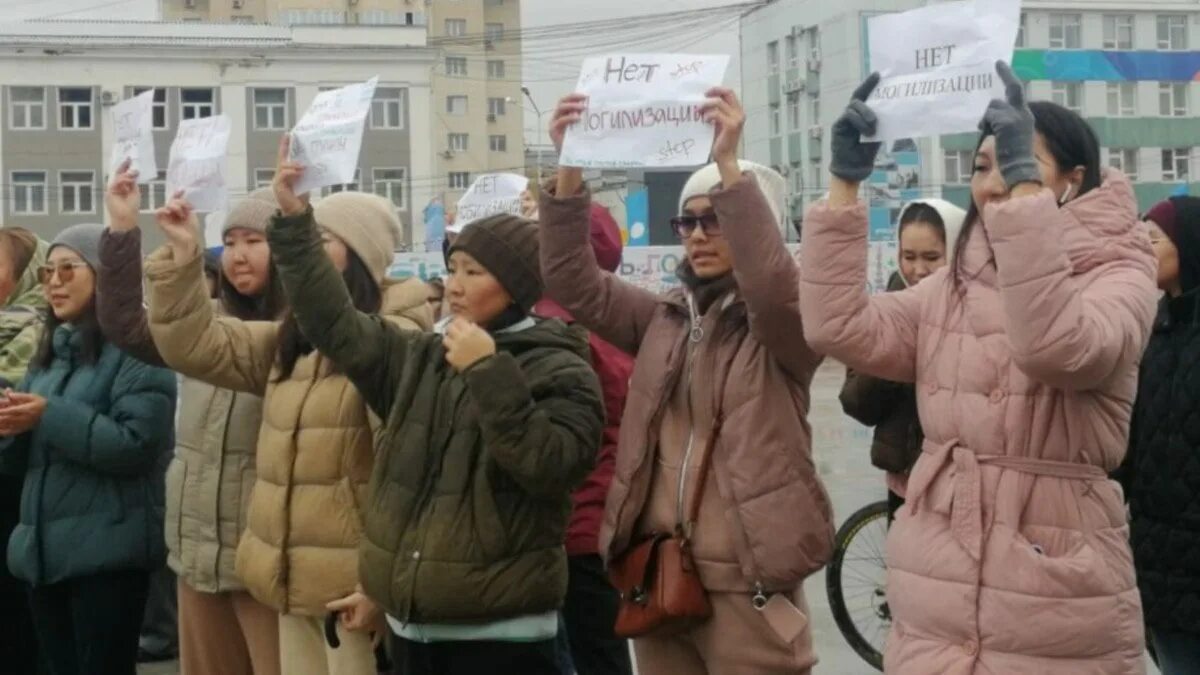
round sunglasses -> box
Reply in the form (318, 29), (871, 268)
(37, 262), (90, 285)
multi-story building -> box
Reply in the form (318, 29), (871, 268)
(0, 20), (436, 248)
(162, 0), (526, 208)
(742, 0), (1200, 229)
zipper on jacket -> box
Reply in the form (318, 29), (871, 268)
(675, 292), (706, 530)
(210, 389), (237, 586)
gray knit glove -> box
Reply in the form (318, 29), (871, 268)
(830, 73), (883, 183)
(979, 61), (1039, 188)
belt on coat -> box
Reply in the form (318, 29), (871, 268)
(905, 439), (1108, 562)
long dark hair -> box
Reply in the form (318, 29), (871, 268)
(32, 301), (104, 371)
(898, 203), (947, 243)
(275, 249), (382, 381)
(218, 259), (287, 321)
(952, 100), (1102, 286)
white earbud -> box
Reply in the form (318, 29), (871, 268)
(1058, 183), (1076, 206)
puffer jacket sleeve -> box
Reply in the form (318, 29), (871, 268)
(463, 348), (604, 499)
(984, 189), (1159, 390)
(798, 200), (927, 383)
(714, 174), (822, 380)
(145, 245), (279, 395)
(539, 185), (659, 356)
(97, 228), (166, 368)
(268, 207), (425, 420)
(37, 356), (176, 476)
(0, 320), (42, 389)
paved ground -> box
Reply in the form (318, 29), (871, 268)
(138, 359), (1159, 675)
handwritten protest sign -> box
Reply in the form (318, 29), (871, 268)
(290, 76), (378, 195)
(449, 173), (528, 234)
(166, 114), (231, 213)
(109, 89), (157, 182)
(560, 54), (730, 169)
(865, 0), (1020, 142)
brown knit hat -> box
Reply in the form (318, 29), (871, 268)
(313, 192), (401, 282)
(223, 188), (278, 236)
(449, 214), (542, 311)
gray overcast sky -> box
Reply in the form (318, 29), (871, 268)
(0, 0), (744, 145)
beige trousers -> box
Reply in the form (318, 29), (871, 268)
(278, 612), (378, 675)
(177, 580), (280, 675)
(633, 588), (815, 675)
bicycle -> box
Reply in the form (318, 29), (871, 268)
(825, 500), (891, 671)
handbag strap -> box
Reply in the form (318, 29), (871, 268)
(679, 354), (734, 542)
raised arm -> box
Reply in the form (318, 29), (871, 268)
(267, 136), (419, 419)
(985, 188), (1157, 390)
(98, 163), (165, 367)
(539, 94), (659, 355)
(145, 198), (278, 395)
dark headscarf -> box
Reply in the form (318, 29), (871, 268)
(1146, 196), (1200, 294)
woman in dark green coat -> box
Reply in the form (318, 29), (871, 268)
(0, 223), (177, 675)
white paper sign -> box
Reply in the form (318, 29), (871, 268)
(290, 76), (379, 195)
(865, 0), (1020, 142)
(166, 114), (231, 213)
(109, 89), (157, 182)
(560, 54), (730, 169)
(449, 173), (527, 234)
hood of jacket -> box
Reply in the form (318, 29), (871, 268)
(6, 237), (48, 311)
(495, 316), (591, 363)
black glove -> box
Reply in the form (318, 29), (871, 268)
(830, 73), (883, 183)
(979, 61), (1039, 188)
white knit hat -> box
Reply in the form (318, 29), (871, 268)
(897, 198), (966, 261)
(313, 192), (402, 282)
(678, 160), (787, 229)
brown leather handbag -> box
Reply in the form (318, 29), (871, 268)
(610, 392), (726, 638)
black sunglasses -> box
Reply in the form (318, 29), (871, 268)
(669, 213), (721, 239)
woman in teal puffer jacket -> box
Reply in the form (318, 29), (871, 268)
(0, 223), (177, 675)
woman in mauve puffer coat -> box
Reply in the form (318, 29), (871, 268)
(799, 64), (1158, 673)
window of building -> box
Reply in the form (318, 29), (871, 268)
(449, 172), (471, 190)
(11, 171), (46, 215)
(1158, 15), (1188, 51)
(132, 87), (167, 129)
(448, 133), (469, 151)
(1106, 149), (1138, 182)
(9, 87), (45, 130)
(1050, 81), (1082, 114)
(769, 104), (781, 136)
(809, 95), (820, 123)
(253, 88), (287, 130)
(767, 41), (780, 73)
(487, 60), (505, 79)
(445, 19), (467, 37)
(58, 87), (93, 129)
(447, 95), (468, 117)
(944, 150), (973, 184)
(322, 169), (361, 196)
(140, 172), (169, 212)
(1159, 82), (1189, 117)
(1049, 14), (1082, 49)
(1106, 83), (1137, 117)
(253, 168), (274, 189)
(1102, 14), (1135, 50)
(446, 56), (467, 77)
(372, 168), (406, 209)
(181, 88), (215, 120)
(1016, 12), (1026, 48)
(59, 171), (95, 214)
(489, 135), (507, 152)
(372, 88), (406, 129)
(231, 15), (254, 23)
(1163, 148), (1191, 182)
(787, 93), (801, 129)
(785, 35), (799, 68)
(485, 23), (504, 42)
(488, 97), (506, 117)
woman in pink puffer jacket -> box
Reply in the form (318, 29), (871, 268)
(800, 63), (1158, 673)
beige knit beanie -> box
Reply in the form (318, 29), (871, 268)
(313, 192), (401, 282)
(223, 188), (278, 236)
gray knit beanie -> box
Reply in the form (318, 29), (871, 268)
(223, 188), (278, 236)
(49, 223), (104, 271)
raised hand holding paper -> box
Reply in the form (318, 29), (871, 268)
(864, 0), (1020, 142)
(560, 54), (730, 169)
(166, 114), (231, 213)
(450, 173), (527, 234)
(289, 76), (378, 195)
(109, 89), (157, 183)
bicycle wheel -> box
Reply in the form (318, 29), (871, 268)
(826, 500), (891, 672)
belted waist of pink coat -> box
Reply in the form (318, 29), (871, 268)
(905, 439), (1109, 562)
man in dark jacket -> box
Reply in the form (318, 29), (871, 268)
(533, 202), (634, 675)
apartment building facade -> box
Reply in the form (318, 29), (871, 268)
(162, 0), (526, 206)
(0, 21), (435, 249)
